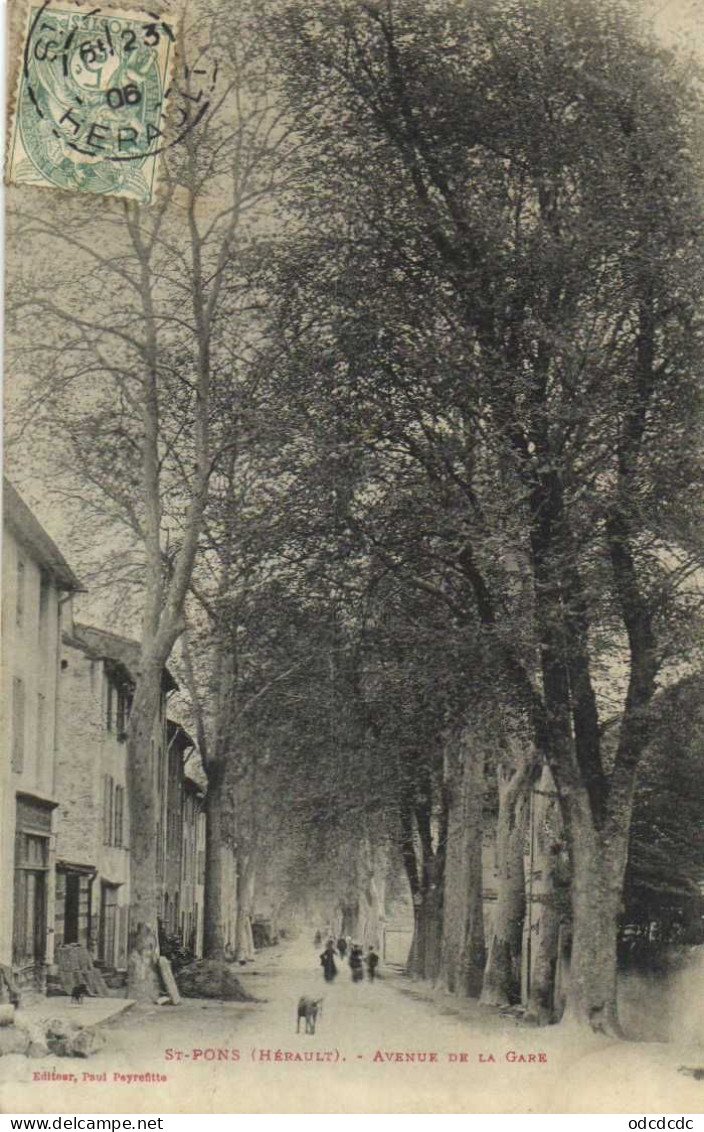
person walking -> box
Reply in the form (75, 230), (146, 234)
(337, 936), (348, 960)
(366, 946), (379, 983)
(320, 940), (338, 983)
(349, 944), (364, 983)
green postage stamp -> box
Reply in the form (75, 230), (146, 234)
(7, 2), (177, 204)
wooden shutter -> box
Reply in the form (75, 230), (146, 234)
(117, 905), (129, 969)
(114, 787), (123, 848)
(12, 677), (25, 772)
(103, 775), (112, 845)
(37, 692), (46, 778)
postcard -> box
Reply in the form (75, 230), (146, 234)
(2, 0), (704, 1115)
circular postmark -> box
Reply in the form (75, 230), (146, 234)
(9, 1), (217, 203)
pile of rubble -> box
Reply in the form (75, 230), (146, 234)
(176, 960), (256, 1001)
(0, 1007), (105, 1059)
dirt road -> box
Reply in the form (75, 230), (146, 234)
(1, 940), (702, 1114)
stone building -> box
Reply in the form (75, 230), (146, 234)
(1, 481), (81, 990)
(54, 621), (176, 974)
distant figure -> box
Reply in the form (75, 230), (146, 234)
(320, 941), (338, 982)
(314, 930), (322, 948)
(366, 947), (379, 982)
(337, 936), (348, 959)
(349, 944), (364, 983)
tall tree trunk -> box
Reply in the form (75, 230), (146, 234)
(356, 890), (372, 948)
(340, 902), (360, 939)
(407, 885), (443, 980)
(564, 799), (629, 1037)
(439, 729), (485, 997)
(363, 871), (385, 949)
(126, 660), (164, 1001)
(407, 862), (444, 981)
(235, 853), (256, 961)
(524, 768), (563, 1023)
(402, 816), (445, 981)
(403, 761), (446, 982)
(480, 753), (534, 1008)
(203, 760), (233, 960)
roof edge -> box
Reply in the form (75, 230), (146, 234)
(3, 479), (83, 592)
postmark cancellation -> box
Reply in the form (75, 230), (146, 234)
(7, 2), (177, 204)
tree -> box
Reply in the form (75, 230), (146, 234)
(7, 2), (294, 995)
(623, 675), (704, 953)
(480, 733), (539, 1009)
(264, 0), (704, 1033)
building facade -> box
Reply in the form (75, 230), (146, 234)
(2, 482), (213, 992)
(1, 481), (81, 990)
(54, 622), (175, 973)
(158, 721), (193, 938)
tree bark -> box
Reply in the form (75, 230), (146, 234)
(480, 753), (534, 1008)
(401, 808), (445, 981)
(363, 870), (386, 949)
(203, 760), (234, 960)
(563, 799), (629, 1037)
(524, 769), (563, 1023)
(439, 728), (485, 997)
(408, 870), (444, 982)
(126, 659), (164, 1001)
(340, 902), (360, 939)
(235, 853), (256, 962)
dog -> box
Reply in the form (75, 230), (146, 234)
(71, 983), (88, 1005)
(296, 995), (323, 1034)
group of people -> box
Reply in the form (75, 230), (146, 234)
(315, 933), (379, 984)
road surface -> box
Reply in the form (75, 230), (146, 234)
(1, 939), (702, 1114)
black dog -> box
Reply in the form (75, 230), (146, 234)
(71, 983), (88, 1005)
(296, 996), (323, 1034)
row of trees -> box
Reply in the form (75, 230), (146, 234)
(7, 0), (704, 1036)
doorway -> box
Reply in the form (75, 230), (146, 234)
(99, 884), (118, 967)
(64, 873), (80, 944)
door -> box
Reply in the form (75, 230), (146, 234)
(99, 884), (118, 967)
(13, 830), (49, 968)
(64, 874), (80, 944)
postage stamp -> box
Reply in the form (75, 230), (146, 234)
(7, 2), (177, 204)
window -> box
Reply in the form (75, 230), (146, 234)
(12, 678), (25, 773)
(16, 557), (25, 628)
(103, 775), (114, 845)
(16, 831), (49, 869)
(100, 783), (125, 848)
(116, 690), (131, 737)
(36, 693), (46, 779)
(38, 574), (50, 646)
(106, 679), (114, 733)
(114, 786), (124, 848)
